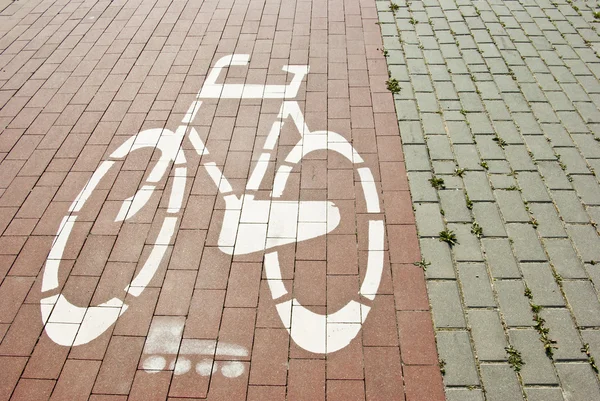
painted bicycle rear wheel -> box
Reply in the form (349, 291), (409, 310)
(40, 128), (186, 346)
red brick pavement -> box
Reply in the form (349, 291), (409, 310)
(0, 0), (445, 399)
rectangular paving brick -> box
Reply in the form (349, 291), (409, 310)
(480, 364), (523, 401)
(403, 365), (445, 401)
(93, 336), (145, 395)
(364, 347), (404, 401)
(11, 378), (55, 401)
(155, 270), (196, 316)
(468, 310), (507, 362)
(0, 356), (27, 401)
(361, 295), (399, 347)
(0, 276), (34, 323)
(397, 310), (439, 365)
(287, 359), (326, 401)
(50, 360), (101, 401)
(0, 304), (44, 357)
(326, 380), (366, 401)
(509, 328), (557, 385)
(128, 370), (171, 401)
(249, 329), (289, 386)
(427, 280), (466, 328)
(22, 333), (70, 380)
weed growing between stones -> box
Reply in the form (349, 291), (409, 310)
(505, 345), (524, 372)
(439, 229), (458, 247)
(493, 134), (507, 149)
(429, 176), (445, 189)
(453, 168), (466, 177)
(471, 222), (483, 239)
(413, 258), (431, 270)
(386, 78), (401, 94)
(525, 286), (558, 359)
(438, 359), (446, 376)
(581, 343), (599, 374)
(465, 193), (473, 210)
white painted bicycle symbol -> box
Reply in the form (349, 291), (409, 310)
(40, 54), (385, 355)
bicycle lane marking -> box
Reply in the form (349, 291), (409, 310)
(0, 0), (442, 400)
(39, 53), (386, 357)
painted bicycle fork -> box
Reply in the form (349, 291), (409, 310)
(40, 55), (385, 355)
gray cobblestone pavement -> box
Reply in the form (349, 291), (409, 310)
(378, 0), (600, 399)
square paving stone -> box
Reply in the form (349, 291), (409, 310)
(521, 263), (565, 307)
(468, 310), (507, 361)
(509, 328), (558, 385)
(480, 364), (523, 401)
(427, 280), (466, 328)
(505, 223), (547, 262)
(457, 263), (495, 307)
(495, 280), (534, 327)
(435, 330), (479, 386)
(556, 363), (600, 401)
(482, 238), (520, 278)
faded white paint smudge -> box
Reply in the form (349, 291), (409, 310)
(196, 360), (214, 376)
(174, 358), (192, 375)
(143, 355), (166, 371)
(221, 361), (245, 378)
